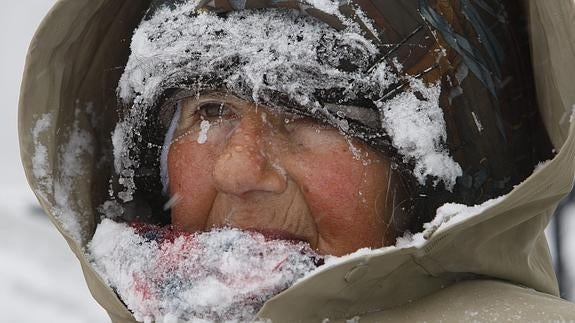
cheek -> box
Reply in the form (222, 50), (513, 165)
(168, 139), (217, 231)
(288, 137), (390, 254)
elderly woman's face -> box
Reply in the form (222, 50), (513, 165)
(167, 92), (396, 256)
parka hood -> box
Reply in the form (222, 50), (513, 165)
(19, 0), (575, 322)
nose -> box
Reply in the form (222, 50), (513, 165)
(212, 110), (287, 196)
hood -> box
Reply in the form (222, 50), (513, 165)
(19, 0), (575, 322)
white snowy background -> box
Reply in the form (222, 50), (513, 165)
(0, 2), (573, 323)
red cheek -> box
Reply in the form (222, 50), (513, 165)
(295, 147), (384, 253)
(168, 140), (217, 231)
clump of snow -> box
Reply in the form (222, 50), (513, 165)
(395, 195), (506, 247)
(31, 114), (53, 191)
(112, 120), (139, 202)
(197, 120), (211, 144)
(395, 231), (423, 248)
(378, 78), (462, 190)
(305, 0), (340, 15)
(533, 159), (553, 173)
(88, 220), (321, 322)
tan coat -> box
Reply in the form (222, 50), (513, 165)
(19, 0), (575, 321)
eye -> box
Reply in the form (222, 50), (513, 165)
(196, 101), (236, 121)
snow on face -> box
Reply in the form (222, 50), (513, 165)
(89, 219), (320, 322)
(112, 1), (462, 204)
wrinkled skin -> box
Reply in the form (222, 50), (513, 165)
(167, 92), (398, 256)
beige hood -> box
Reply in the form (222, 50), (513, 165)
(19, 0), (575, 322)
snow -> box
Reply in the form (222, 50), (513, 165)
(30, 109), (95, 243)
(533, 159), (553, 173)
(89, 220), (320, 322)
(197, 120), (211, 144)
(118, 5), (376, 108)
(0, 2), (109, 321)
(114, 2), (462, 202)
(378, 78), (462, 190)
(305, 0), (340, 15)
(395, 195), (506, 247)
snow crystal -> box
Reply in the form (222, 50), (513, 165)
(378, 78), (462, 190)
(88, 220), (320, 322)
(31, 114), (53, 190)
(395, 231), (424, 248)
(197, 120), (211, 144)
(112, 120), (138, 202)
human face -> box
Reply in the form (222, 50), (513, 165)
(166, 92), (397, 256)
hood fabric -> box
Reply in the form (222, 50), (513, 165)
(19, 0), (575, 322)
